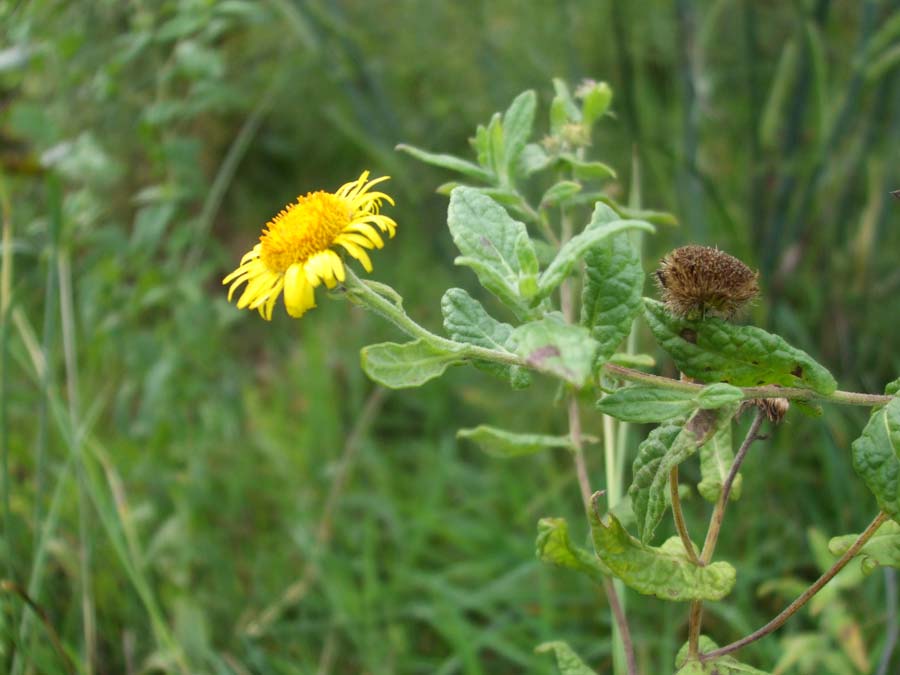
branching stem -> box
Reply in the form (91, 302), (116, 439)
(603, 363), (892, 407)
(702, 511), (890, 661)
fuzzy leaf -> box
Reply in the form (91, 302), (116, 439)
(698, 421), (742, 503)
(512, 316), (599, 387)
(536, 517), (610, 580)
(537, 204), (653, 301)
(829, 519), (900, 575)
(581, 229), (645, 362)
(886, 376), (900, 396)
(540, 180), (582, 207)
(644, 298), (837, 394)
(396, 144), (494, 182)
(440, 287), (524, 385)
(501, 90), (536, 181)
(597, 387), (698, 423)
(360, 339), (464, 388)
(629, 424), (698, 542)
(448, 187), (535, 315)
(559, 154), (617, 180)
(459, 426), (573, 458)
(675, 637), (770, 674)
(535, 641), (598, 675)
(851, 397), (900, 519)
(630, 408), (736, 542)
(589, 510), (736, 601)
(695, 383), (744, 408)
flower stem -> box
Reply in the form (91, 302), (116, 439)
(702, 511), (891, 661)
(342, 269), (523, 367)
(603, 363), (892, 407)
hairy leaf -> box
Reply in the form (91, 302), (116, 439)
(535, 641), (597, 675)
(629, 424), (697, 542)
(447, 187), (535, 315)
(597, 383), (743, 424)
(589, 510), (736, 601)
(581, 228), (645, 362)
(441, 287), (525, 386)
(698, 421), (742, 503)
(597, 388), (698, 423)
(360, 339), (464, 388)
(396, 144), (494, 182)
(630, 407), (736, 542)
(536, 517), (610, 580)
(500, 90), (536, 181)
(460, 426), (573, 458)
(829, 519), (900, 575)
(512, 316), (599, 387)
(644, 298), (837, 394)
(851, 397), (900, 519)
(537, 204), (653, 301)
(676, 636), (769, 674)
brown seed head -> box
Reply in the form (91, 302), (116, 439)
(655, 245), (759, 320)
(741, 397), (790, 424)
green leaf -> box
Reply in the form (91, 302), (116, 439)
(441, 287), (523, 385)
(581, 81), (613, 126)
(559, 154), (617, 180)
(597, 383), (743, 424)
(698, 420), (742, 503)
(519, 143), (552, 176)
(695, 383), (745, 408)
(581, 229), (645, 362)
(459, 426), (573, 458)
(501, 90), (536, 181)
(540, 180), (582, 207)
(608, 353), (656, 368)
(589, 509), (736, 601)
(597, 387), (698, 423)
(851, 397), (900, 520)
(829, 520), (900, 575)
(676, 637), (770, 674)
(535, 641), (597, 675)
(536, 517), (609, 581)
(447, 187), (536, 316)
(594, 196), (679, 226)
(886, 376), (900, 396)
(629, 423), (697, 543)
(396, 144), (494, 182)
(360, 339), (464, 389)
(552, 78), (581, 122)
(630, 408), (735, 542)
(644, 298), (837, 394)
(512, 316), (599, 388)
(537, 204), (653, 301)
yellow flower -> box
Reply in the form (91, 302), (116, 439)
(223, 171), (397, 320)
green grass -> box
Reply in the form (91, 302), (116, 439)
(1, 0), (899, 673)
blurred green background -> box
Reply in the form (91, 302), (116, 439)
(1, 0), (899, 673)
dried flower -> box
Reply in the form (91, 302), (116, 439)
(655, 245), (759, 320)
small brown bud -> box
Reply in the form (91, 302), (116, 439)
(655, 245), (759, 320)
(741, 397), (790, 424)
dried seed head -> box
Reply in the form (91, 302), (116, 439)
(741, 397), (790, 424)
(655, 245), (759, 320)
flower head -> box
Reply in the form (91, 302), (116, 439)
(655, 245), (759, 320)
(223, 171), (397, 320)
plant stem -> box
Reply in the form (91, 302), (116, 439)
(700, 410), (766, 562)
(702, 510), (891, 661)
(341, 269), (522, 367)
(567, 397), (636, 675)
(688, 409), (765, 659)
(669, 466), (700, 565)
(603, 363), (893, 407)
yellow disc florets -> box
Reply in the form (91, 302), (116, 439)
(222, 171), (396, 320)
